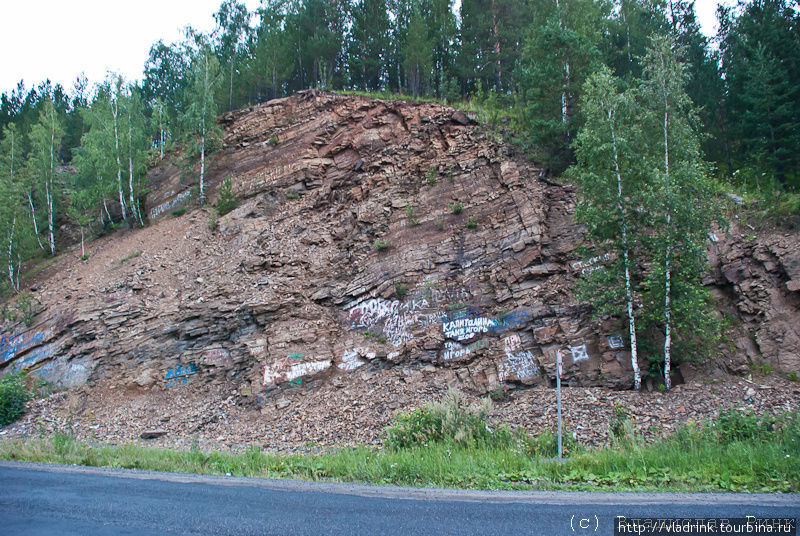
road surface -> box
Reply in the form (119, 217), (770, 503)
(0, 461), (798, 535)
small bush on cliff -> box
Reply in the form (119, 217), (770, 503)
(385, 388), (512, 449)
(216, 177), (237, 216)
(450, 201), (463, 215)
(0, 373), (33, 426)
(373, 239), (390, 251)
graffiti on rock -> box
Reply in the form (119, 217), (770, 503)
(348, 296), (444, 346)
(442, 314), (496, 341)
(571, 253), (611, 275)
(149, 190), (192, 220)
(607, 335), (625, 350)
(202, 346), (233, 367)
(0, 328), (52, 365)
(498, 334), (540, 382)
(165, 363), (198, 388)
(339, 348), (372, 370)
(442, 339), (489, 361)
(6, 343), (56, 372)
(569, 344), (590, 363)
(263, 359), (331, 386)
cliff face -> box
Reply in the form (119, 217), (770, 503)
(0, 91), (798, 406)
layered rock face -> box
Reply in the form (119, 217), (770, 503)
(0, 91), (797, 401)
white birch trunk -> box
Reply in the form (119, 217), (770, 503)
(661, 56), (673, 391)
(128, 108), (136, 221)
(610, 110), (641, 390)
(199, 53), (208, 205)
(562, 60), (570, 126)
(103, 198), (112, 223)
(111, 97), (127, 221)
(28, 193), (45, 250)
(80, 227), (85, 258)
(47, 112), (56, 256)
(159, 105), (164, 160)
(8, 216), (16, 291)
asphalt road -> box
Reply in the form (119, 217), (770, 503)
(0, 461), (798, 535)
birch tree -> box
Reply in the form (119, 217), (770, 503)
(28, 98), (63, 256)
(638, 36), (716, 389)
(110, 78), (128, 222)
(0, 123), (27, 291)
(569, 67), (645, 390)
(183, 40), (222, 205)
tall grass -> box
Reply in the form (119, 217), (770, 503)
(1, 406), (797, 492)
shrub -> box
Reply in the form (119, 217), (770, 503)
(208, 215), (217, 231)
(268, 134), (279, 146)
(450, 201), (463, 215)
(465, 216), (478, 229)
(171, 207), (187, 217)
(120, 250), (142, 264)
(712, 409), (775, 444)
(394, 282), (408, 299)
(426, 166), (438, 187)
(286, 192), (300, 200)
(0, 372), (32, 426)
(610, 403), (630, 440)
(80, 253), (89, 261)
(373, 239), (390, 251)
(216, 177), (237, 216)
(405, 204), (420, 226)
(385, 388), (510, 449)
(14, 292), (39, 327)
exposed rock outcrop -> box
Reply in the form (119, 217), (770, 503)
(1, 91), (797, 406)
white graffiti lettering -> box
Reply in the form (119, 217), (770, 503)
(570, 344), (589, 363)
(442, 316), (496, 341)
(149, 190), (192, 220)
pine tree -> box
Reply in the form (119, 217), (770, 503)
(518, 0), (607, 173)
(348, 0), (391, 91)
(404, 5), (433, 97)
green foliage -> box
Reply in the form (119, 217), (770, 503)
(712, 409), (776, 444)
(786, 371), (799, 383)
(465, 216), (478, 229)
(609, 403), (631, 440)
(120, 250), (142, 264)
(363, 331), (387, 343)
(449, 201), (463, 215)
(373, 239), (390, 251)
(80, 253), (89, 261)
(268, 134), (278, 146)
(394, 281), (407, 299)
(384, 388), (510, 449)
(1, 410), (798, 492)
(215, 177), (237, 216)
(208, 215), (217, 231)
(171, 207), (187, 217)
(750, 360), (774, 375)
(285, 192), (300, 200)
(425, 166), (437, 186)
(405, 204), (420, 226)
(0, 373), (33, 426)
(13, 292), (38, 327)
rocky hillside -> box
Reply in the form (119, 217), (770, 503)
(0, 91), (798, 448)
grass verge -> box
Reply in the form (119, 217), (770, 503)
(1, 408), (797, 492)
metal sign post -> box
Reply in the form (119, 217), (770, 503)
(557, 350), (563, 460)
